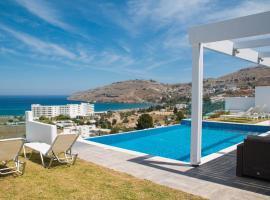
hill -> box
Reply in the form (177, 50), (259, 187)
(69, 80), (170, 103)
(68, 66), (270, 103)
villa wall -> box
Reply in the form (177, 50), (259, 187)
(225, 97), (255, 112)
(25, 111), (57, 144)
(255, 86), (270, 112)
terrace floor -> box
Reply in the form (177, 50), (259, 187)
(74, 141), (270, 200)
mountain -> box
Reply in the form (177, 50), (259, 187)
(68, 66), (270, 103)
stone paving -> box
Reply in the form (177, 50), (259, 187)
(73, 141), (270, 200)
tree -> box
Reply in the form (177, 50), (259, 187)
(176, 111), (185, 122)
(136, 114), (154, 130)
(123, 117), (129, 123)
(112, 119), (117, 125)
(110, 126), (120, 134)
(39, 116), (48, 121)
(100, 120), (112, 129)
(173, 107), (178, 114)
(54, 115), (70, 121)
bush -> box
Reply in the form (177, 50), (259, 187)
(112, 119), (117, 125)
(72, 119), (85, 125)
(39, 116), (48, 121)
(176, 111), (185, 122)
(123, 117), (129, 123)
(110, 126), (120, 134)
(100, 120), (112, 129)
(54, 115), (70, 120)
(208, 111), (229, 119)
(136, 114), (154, 130)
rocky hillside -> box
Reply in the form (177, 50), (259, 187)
(205, 66), (270, 88)
(69, 80), (170, 103)
(68, 66), (270, 103)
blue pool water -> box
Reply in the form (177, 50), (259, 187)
(88, 124), (265, 162)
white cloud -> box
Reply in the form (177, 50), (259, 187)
(0, 25), (143, 76)
(127, 0), (210, 27)
(145, 57), (183, 71)
(5, 0), (270, 81)
(102, 0), (210, 36)
(16, 0), (73, 31)
(0, 47), (18, 55)
(0, 25), (76, 59)
(206, 0), (270, 22)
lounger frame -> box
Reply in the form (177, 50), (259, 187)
(0, 138), (26, 176)
(23, 134), (79, 168)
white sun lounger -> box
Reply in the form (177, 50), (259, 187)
(23, 133), (79, 168)
(0, 138), (26, 175)
(221, 107), (254, 119)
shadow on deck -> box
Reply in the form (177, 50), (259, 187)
(128, 151), (270, 196)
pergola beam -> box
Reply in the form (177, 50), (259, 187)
(261, 57), (270, 66)
(234, 38), (270, 49)
(260, 51), (270, 58)
(189, 11), (270, 44)
(203, 40), (270, 66)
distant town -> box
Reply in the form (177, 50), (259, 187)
(1, 66), (270, 140)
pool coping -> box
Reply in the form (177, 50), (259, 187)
(78, 138), (190, 165)
(79, 124), (270, 166)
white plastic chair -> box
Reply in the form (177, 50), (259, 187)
(0, 138), (26, 175)
(23, 133), (79, 168)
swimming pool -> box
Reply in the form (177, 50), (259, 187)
(87, 121), (270, 162)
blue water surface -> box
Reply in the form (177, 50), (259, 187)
(88, 124), (261, 162)
(0, 95), (150, 116)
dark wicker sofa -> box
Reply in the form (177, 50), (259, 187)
(236, 135), (270, 181)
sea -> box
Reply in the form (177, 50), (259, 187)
(0, 95), (151, 116)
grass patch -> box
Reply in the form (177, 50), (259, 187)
(208, 117), (267, 124)
(0, 155), (204, 200)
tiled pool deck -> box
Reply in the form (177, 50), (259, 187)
(73, 140), (270, 200)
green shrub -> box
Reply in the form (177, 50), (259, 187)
(136, 114), (154, 130)
(110, 126), (120, 134)
(176, 111), (185, 122)
(112, 119), (117, 125)
(54, 115), (70, 120)
(208, 111), (229, 119)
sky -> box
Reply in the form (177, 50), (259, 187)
(1, 0), (270, 95)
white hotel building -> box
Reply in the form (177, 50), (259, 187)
(31, 103), (94, 119)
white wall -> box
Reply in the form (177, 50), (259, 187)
(255, 86), (270, 112)
(25, 111), (57, 144)
(225, 97), (255, 112)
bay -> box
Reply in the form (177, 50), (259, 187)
(0, 95), (150, 116)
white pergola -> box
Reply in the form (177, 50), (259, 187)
(188, 11), (270, 166)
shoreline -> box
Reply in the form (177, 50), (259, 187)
(0, 107), (146, 118)
(0, 95), (153, 117)
(0, 104), (154, 118)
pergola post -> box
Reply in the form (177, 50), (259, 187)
(188, 11), (270, 166)
(190, 43), (203, 166)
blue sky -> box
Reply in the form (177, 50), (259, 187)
(1, 0), (270, 95)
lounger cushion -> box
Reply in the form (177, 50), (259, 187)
(24, 142), (50, 155)
(51, 134), (78, 154)
(0, 138), (24, 161)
